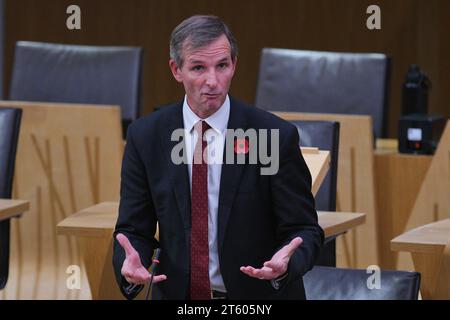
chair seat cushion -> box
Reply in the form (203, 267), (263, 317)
(303, 266), (420, 300)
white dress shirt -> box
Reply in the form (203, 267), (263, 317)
(182, 94), (230, 292)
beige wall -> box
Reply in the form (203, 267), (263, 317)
(4, 0), (450, 137)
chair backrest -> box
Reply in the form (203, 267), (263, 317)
(291, 120), (340, 267)
(0, 107), (22, 289)
(9, 41), (143, 135)
(256, 48), (390, 138)
(291, 120), (339, 212)
(303, 266), (421, 300)
(0, 0), (4, 98)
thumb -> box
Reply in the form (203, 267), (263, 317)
(116, 233), (137, 258)
(285, 237), (303, 257)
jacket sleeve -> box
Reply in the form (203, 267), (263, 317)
(112, 123), (159, 300)
(270, 124), (324, 289)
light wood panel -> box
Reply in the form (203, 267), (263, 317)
(375, 138), (398, 150)
(301, 148), (330, 196)
(0, 101), (123, 300)
(0, 199), (29, 221)
(274, 111), (378, 269)
(391, 219), (450, 299)
(395, 120), (450, 271)
(374, 149), (432, 269)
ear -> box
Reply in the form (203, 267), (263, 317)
(169, 59), (183, 83)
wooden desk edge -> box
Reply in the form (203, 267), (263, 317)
(390, 239), (447, 254)
(390, 219), (450, 254)
(56, 201), (118, 237)
(318, 211), (366, 238)
(0, 199), (30, 221)
(57, 205), (364, 242)
(56, 223), (113, 238)
(325, 214), (366, 238)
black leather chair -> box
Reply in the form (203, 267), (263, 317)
(9, 41), (143, 136)
(292, 120), (339, 266)
(0, 0), (4, 98)
(0, 107), (22, 289)
(303, 266), (421, 300)
(256, 48), (391, 138)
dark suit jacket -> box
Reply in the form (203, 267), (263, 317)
(113, 97), (324, 299)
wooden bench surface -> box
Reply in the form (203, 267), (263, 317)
(0, 199), (29, 221)
(391, 219), (450, 254)
(58, 201), (365, 240)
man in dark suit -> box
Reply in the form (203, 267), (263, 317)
(113, 15), (323, 300)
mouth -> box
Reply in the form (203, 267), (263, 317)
(203, 93), (221, 99)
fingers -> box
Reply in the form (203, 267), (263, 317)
(240, 266), (261, 279)
(239, 237), (304, 281)
(123, 269), (168, 286)
(116, 233), (137, 257)
(285, 237), (303, 257)
(240, 266), (279, 280)
(122, 266), (151, 285)
(152, 274), (168, 284)
(263, 260), (284, 272)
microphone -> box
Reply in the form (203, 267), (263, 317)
(145, 248), (161, 300)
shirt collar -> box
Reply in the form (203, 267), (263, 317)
(182, 94), (230, 134)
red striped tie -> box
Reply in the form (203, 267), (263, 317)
(190, 120), (211, 299)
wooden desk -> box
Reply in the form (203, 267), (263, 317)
(391, 219), (450, 299)
(396, 121), (450, 273)
(318, 211), (365, 238)
(58, 203), (365, 239)
(374, 140), (433, 269)
(0, 199), (30, 221)
(56, 202), (122, 300)
(57, 202), (365, 299)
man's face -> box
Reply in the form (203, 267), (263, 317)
(169, 34), (237, 117)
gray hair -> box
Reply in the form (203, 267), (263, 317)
(169, 15), (238, 67)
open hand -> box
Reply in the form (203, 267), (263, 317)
(240, 237), (303, 280)
(116, 233), (167, 285)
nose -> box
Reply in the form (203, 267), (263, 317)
(205, 69), (218, 89)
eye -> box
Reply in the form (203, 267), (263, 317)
(192, 65), (204, 71)
(218, 63), (228, 69)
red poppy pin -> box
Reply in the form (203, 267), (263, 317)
(234, 138), (249, 154)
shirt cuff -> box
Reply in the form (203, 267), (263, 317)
(270, 272), (289, 290)
(123, 281), (144, 296)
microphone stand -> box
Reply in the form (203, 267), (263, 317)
(145, 248), (161, 300)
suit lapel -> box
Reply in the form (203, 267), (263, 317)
(157, 98), (249, 257)
(218, 97), (248, 255)
(158, 102), (192, 235)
